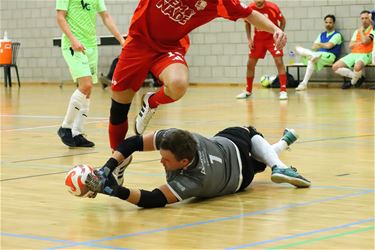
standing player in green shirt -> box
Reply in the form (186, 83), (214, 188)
(56, 0), (124, 147)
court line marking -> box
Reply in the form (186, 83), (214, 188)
(44, 190), (373, 249)
(0, 232), (128, 250)
(0, 158), (161, 182)
(0, 171), (69, 182)
(11, 151), (99, 164)
(226, 218), (375, 249)
(265, 225), (375, 249)
(1, 120), (106, 132)
(0, 114), (107, 119)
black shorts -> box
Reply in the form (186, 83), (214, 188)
(215, 126), (267, 190)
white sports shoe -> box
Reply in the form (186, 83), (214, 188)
(295, 82), (307, 91)
(112, 156), (133, 186)
(279, 91), (288, 100)
(236, 91), (252, 99)
(135, 92), (157, 135)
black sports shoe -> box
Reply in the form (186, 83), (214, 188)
(73, 134), (95, 147)
(341, 80), (352, 89)
(57, 127), (75, 147)
(354, 76), (365, 88)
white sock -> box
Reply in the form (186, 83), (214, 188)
(251, 135), (288, 168)
(72, 98), (90, 137)
(351, 70), (362, 85)
(335, 68), (355, 79)
(272, 140), (288, 155)
(296, 46), (313, 57)
(301, 60), (314, 84)
(62, 89), (86, 128)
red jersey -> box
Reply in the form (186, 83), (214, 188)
(249, 1), (283, 40)
(128, 0), (253, 52)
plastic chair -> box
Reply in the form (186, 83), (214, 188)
(0, 42), (21, 87)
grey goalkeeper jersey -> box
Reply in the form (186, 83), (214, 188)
(155, 129), (243, 201)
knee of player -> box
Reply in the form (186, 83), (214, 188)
(353, 63), (363, 72)
(331, 63), (339, 71)
(110, 100), (131, 125)
(169, 77), (189, 94)
(79, 83), (93, 95)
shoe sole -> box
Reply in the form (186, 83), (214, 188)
(271, 174), (310, 188)
(71, 144), (95, 148)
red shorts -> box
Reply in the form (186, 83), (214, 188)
(112, 37), (188, 92)
(249, 37), (283, 59)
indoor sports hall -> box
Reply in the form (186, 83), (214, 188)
(1, 0), (374, 249)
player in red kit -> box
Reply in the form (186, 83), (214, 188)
(108, 0), (287, 180)
(236, 0), (288, 100)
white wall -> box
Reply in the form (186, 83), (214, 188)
(0, 0), (374, 84)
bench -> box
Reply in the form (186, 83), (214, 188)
(286, 63), (375, 83)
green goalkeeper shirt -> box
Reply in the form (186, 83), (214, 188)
(56, 0), (106, 49)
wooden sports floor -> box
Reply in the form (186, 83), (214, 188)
(1, 84), (374, 249)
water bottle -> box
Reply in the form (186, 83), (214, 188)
(3, 30), (8, 41)
(288, 50), (295, 65)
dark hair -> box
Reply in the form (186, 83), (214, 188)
(324, 14), (336, 23)
(160, 129), (197, 161)
(360, 10), (370, 15)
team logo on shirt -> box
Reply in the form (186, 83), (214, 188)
(80, 0), (91, 11)
(195, 0), (207, 11)
(156, 0), (196, 25)
(168, 51), (184, 61)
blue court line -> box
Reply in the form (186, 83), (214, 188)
(225, 217), (375, 249)
(312, 185), (374, 192)
(0, 232), (129, 250)
(45, 189), (374, 249)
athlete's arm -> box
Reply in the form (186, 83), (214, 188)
(121, 184), (178, 207)
(348, 40), (359, 49)
(279, 16), (286, 31)
(56, 10), (85, 52)
(246, 10), (286, 50)
(107, 132), (157, 165)
(313, 41), (335, 50)
(99, 11), (125, 47)
(359, 27), (373, 45)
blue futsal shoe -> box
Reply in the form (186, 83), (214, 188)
(271, 166), (311, 188)
(281, 128), (298, 146)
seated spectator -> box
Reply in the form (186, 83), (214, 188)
(332, 10), (374, 89)
(295, 14), (342, 91)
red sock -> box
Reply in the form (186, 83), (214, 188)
(246, 77), (254, 93)
(108, 120), (128, 150)
(279, 74), (287, 92)
(148, 86), (175, 109)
